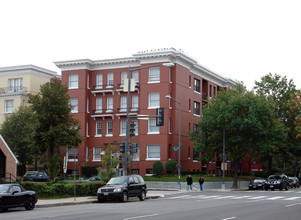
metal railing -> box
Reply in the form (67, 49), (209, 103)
(0, 86), (28, 95)
(0, 172), (22, 183)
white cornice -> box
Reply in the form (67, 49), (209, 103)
(54, 48), (236, 87)
(0, 134), (19, 164)
(0, 65), (58, 79)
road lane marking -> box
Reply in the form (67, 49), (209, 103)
(201, 195), (220, 199)
(284, 197), (301, 200)
(123, 214), (160, 220)
(248, 196), (268, 200)
(214, 196), (236, 200)
(231, 196), (251, 199)
(168, 195), (190, 199)
(285, 203), (301, 207)
(266, 196), (284, 200)
(221, 217), (236, 220)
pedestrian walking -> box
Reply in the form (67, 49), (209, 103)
(186, 175), (193, 191)
(198, 176), (204, 191)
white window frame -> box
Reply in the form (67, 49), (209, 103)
(69, 74), (78, 89)
(147, 144), (160, 160)
(148, 118), (159, 134)
(95, 121), (102, 137)
(86, 122), (89, 137)
(96, 98), (102, 113)
(132, 146), (140, 161)
(148, 93), (160, 109)
(107, 73), (114, 88)
(121, 72), (128, 87)
(67, 147), (78, 162)
(69, 98), (78, 113)
(5, 100), (14, 113)
(8, 78), (23, 92)
(96, 74), (103, 88)
(106, 97), (113, 112)
(132, 95), (138, 111)
(133, 120), (138, 136)
(120, 121), (126, 136)
(132, 71), (139, 84)
(93, 146), (102, 161)
(120, 96), (127, 112)
(148, 67), (160, 83)
(106, 121), (113, 136)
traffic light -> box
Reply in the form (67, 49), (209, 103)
(120, 143), (125, 154)
(156, 107), (164, 126)
(130, 143), (138, 154)
(129, 121), (136, 137)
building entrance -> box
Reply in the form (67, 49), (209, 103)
(0, 149), (6, 178)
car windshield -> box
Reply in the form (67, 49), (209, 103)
(0, 185), (10, 193)
(25, 171), (38, 177)
(254, 179), (264, 183)
(107, 177), (128, 185)
(268, 175), (281, 180)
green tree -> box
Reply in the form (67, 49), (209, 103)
(99, 145), (119, 182)
(189, 84), (285, 188)
(47, 153), (61, 179)
(28, 77), (82, 162)
(0, 106), (38, 175)
(254, 74), (300, 175)
(165, 159), (177, 174)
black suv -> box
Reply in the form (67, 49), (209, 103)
(265, 174), (289, 191)
(23, 171), (51, 182)
(97, 175), (147, 202)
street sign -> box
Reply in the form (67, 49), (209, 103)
(221, 163), (227, 170)
(172, 147), (179, 151)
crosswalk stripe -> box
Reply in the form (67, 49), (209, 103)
(200, 195), (220, 199)
(284, 197), (301, 200)
(214, 196), (236, 200)
(231, 196), (252, 199)
(266, 196), (284, 200)
(168, 195), (190, 199)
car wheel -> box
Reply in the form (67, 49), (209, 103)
(139, 191), (146, 201)
(0, 200), (3, 213)
(120, 192), (128, 202)
(25, 197), (35, 210)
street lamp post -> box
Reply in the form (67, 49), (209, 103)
(124, 63), (174, 175)
(222, 128), (226, 190)
(165, 95), (181, 190)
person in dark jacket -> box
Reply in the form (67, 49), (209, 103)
(186, 175), (193, 191)
(198, 176), (204, 191)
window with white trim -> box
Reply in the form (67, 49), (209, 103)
(149, 67), (160, 82)
(132, 146), (140, 161)
(120, 121), (126, 136)
(96, 121), (102, 136)
(107, 121), (113, 136)
(69, 98), (78, 113)
(107, 73), (114, 87)
(193, 101), (200, 116)
(93, 146), (102, 161)
(132, 71), (139, 84)
(148, 93), (160, 108)
(5, 100), (14, 113)
(107, 97), (113, 112)
(148, 118), (159, 134)
(8, 78), (23, 92)
(69, 74), (78, 89)
(132, 95), (138, 111)
(67, 147), (78, 161)
(96, 98), (102, 112)
(96, 74), (103, 88)
(133, 120), (138, 135)
(194, 78), (200, 93)
(147, 144), (160, 160)
(121, 72), (127, 86)
(120, 96), (127, 111)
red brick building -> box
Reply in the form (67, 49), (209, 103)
(55, 48), (236, 176)
(0, 134), (18, 179)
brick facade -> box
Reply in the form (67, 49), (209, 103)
(55, 48), (237, 176)
(0, 134), (18, 178)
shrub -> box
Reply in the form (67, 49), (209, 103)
(165, 160), (177, 174)
(81, 165), (99, 177)
(152, 161), (164, 176)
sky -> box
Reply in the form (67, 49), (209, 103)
(1, 0), (300, 90)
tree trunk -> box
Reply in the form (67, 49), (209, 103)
(267, 156), (273, 175)
(232, 161), (239, 188)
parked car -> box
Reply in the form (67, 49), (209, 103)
(248, 179), (266, 190)
(97, 175), (147, 202)
(84, 176), (101, 181)
(265, 174), (289, 191)
(23, 171), (51, 182)
(0, 184), (38, 212)
(288, 177), (300, 188)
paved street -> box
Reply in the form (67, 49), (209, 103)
(1, 188), (300, 220)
